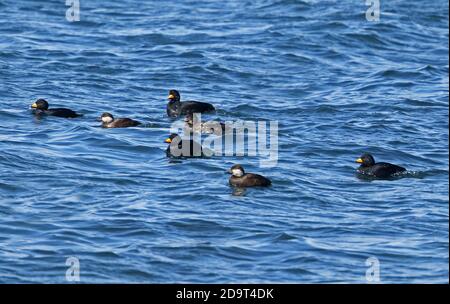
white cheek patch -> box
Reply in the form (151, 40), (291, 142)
(232, 169), (244, 177)
(102, 116), (113, 123)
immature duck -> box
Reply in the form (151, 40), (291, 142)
(356, 153), (407, 179)
(31, 99), (82, 118)
(164, 133), (211, 158)
(166, 90), (215, 118)
(185, 113), (226, 135)
(99, 112), (141, 128)
(228, 165), (272, 187)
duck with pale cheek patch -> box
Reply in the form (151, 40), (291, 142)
(164, 133), (210, 158)
(356, 153), (406, 179)
(99, 113), (141, 128)
(31, 99), (82, 118)
(185, 113), (226, 135)
(228, 164), (272, 187)
(166, 89), (215, 118)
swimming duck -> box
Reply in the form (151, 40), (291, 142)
(356, 153), (406, 178)
(185, 113), (226, 135)
(99, 112), (141, 128)
(166, 90), (215, 118)
(31, 99), (82, 118)
(164, 133), (210, 158)
(228, 165), (272, 187)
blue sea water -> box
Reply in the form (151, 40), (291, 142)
(0, 0), (448, 283)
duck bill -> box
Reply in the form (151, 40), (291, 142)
(356, 158), (363, 164)
(165, 138), (172, 144)
(31, 103), (37, 109)
(168, 95), (175, 100)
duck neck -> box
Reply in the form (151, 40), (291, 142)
(169, 99), (181, 105)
